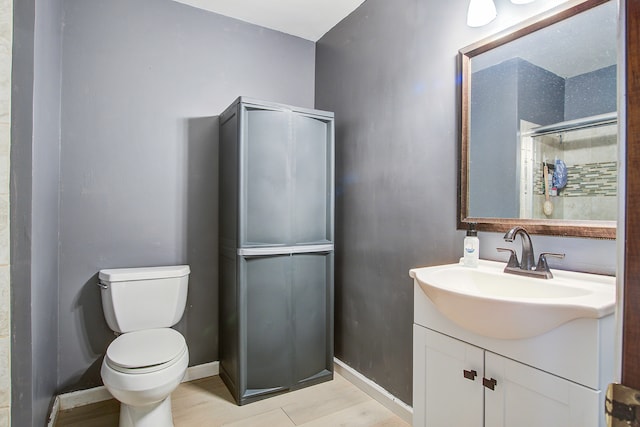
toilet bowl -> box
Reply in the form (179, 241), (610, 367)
(98, 265), (190, 427)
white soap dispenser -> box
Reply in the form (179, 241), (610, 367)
(463, 222), (479, 267)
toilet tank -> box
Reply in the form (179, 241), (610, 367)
(98, 265), (190, 333)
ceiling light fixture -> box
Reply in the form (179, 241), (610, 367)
(467, 0), (497, 27)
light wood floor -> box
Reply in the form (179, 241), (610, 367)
(55, 373), (410, 427)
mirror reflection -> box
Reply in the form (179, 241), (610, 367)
(461, 0), (617, 237)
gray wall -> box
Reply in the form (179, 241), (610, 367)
(57, 0), (315, 391)
(565, 64), (617, 120)
(518, 59), (566, 125)
(11, 0), (62, 424)
(31, 0), (62, 419)
(315, 0), (617, 405)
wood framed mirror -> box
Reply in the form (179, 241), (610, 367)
(458, 0), (617, 239)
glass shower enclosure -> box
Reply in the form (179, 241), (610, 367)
(519, 112), (617, 221)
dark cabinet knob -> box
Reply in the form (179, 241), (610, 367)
(463, 369), (477, 381)
(483, 377), (497, 390)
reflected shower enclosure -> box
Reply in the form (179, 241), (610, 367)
(519, 114), (617, 220)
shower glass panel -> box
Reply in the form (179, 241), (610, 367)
(520, 114), (617, 220)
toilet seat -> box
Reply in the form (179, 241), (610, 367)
(106, 328), (186, 374)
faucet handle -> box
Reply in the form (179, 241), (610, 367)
(538, 252), (565, 261)
(540, 252), (565, 258)
(497, 247), (519, 268)
(536, 252), (565, 277)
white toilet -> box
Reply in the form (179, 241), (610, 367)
(98, 265), (190, 427)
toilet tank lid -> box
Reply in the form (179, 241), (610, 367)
(99, 265), (190, 283)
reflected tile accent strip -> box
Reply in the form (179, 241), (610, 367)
(535, 161), (618, 197)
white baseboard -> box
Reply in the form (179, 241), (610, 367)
(58, 385), (113, 411)
(181, 361), (220, 382)
(47, 361), (220, 426)
(333, 358), (413, 425)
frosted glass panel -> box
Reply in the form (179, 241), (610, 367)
(293, 115), (331, 244)
(245, 255), (292, 391)
(292, 253), (332, 383)
(244, 109), (291, 245)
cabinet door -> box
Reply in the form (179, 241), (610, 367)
(414, 326), (484, 427)
(243, 255), (292, 398)
(291, 252), (333, 385)
(292, 113), (334, 245)
(242, 107), (291, 246)
(484, 351), (601, 427)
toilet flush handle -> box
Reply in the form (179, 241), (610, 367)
(97, 280), (108, 290)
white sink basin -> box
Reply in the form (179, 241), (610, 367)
(409, 260), (615, 339)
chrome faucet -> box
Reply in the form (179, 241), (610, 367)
(503, 226), (535, 270)
(498, 226), (565, 279)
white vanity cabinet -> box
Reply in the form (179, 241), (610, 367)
(414, 326), (601, 427)
(412, 272), (614, 427)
